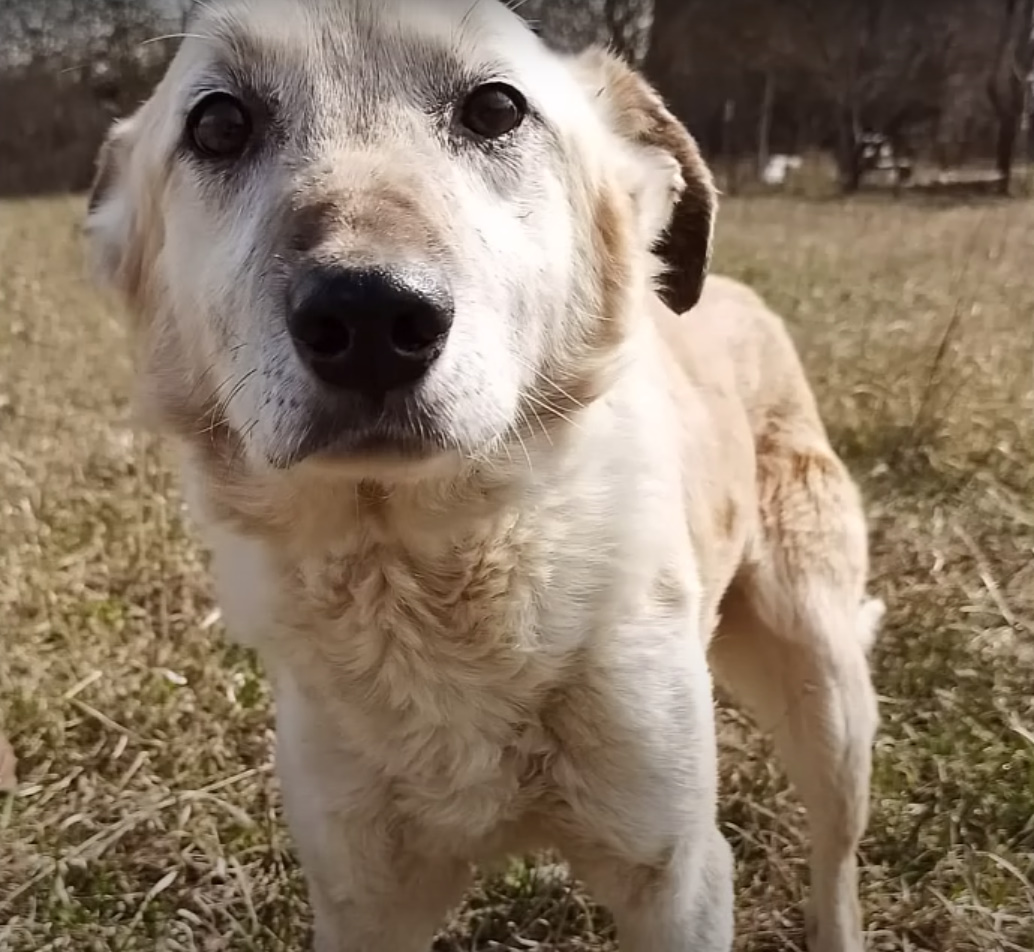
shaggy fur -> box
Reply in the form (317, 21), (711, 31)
(86, 2), (882, 950)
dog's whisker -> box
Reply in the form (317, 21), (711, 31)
(513, 354), (589, 412)
(220, 368), (258, 412)
(512, 405), (552, 452)
(523, 391), (582, 431)
(236, 417), (260, 445)
(139, 33), (207, 47)
(511, 421), (534, 475)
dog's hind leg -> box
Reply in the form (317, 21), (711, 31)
(709, 442), (881, 952)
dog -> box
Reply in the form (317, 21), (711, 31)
(85, 2), (882, 950)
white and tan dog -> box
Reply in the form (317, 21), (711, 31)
(85, 2), (882, 950)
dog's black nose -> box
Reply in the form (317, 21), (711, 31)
(287, 265), (454, 394)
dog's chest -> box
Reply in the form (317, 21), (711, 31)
(270, 527), (573, 834)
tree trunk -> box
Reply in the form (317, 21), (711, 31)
(1021, 71), (1032, 174)
(988, 0), (1034, 195)
(836, 109), (863, 193)
(642, 0), (685, 91)
(756, 69), (775, 179)
(996, 116), (1019, 193)
(722, 98), (737, 194)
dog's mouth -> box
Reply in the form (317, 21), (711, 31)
(269, 389), (454, 470)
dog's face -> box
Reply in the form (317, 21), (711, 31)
(87, 0), (714, 476)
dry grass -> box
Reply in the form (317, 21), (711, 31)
(1, 191), (1033, 951)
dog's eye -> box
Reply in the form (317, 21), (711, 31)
(459, 83), (527, 139)
(186, 93), (253, 159)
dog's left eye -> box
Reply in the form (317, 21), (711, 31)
(186, 93), (254, 159)
(459, 83), (527, 139)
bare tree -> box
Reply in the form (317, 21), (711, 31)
(519, 0), (654, 66)
(603, 0), (654, 66)
(0, 0), (170, 195)
(763, 0), (955, 190)
(988, 0), (1034, 193)
(1, 0), (1029, 199)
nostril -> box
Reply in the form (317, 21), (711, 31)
(288, 265), (454, 392)
(390, 306), (448, 358)
(294, 312), (353, 360)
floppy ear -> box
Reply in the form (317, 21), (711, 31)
(575, 48), (717, 313)
(84, 115), (143, 293)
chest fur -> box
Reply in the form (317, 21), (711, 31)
(223, 520), (575, 831)
(289, 531), (553, 710)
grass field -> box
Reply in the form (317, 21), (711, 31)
(2, 191), (1033, 952)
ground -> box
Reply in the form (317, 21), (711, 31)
(1, 192), (1032, 952)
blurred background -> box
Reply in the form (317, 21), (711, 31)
(4, 0), (1034, 197)
(1, 3), (1033, 952)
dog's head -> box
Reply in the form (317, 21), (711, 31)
(86, 0), (715, 479)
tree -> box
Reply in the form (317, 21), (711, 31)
(0, 0), (171, 195)
(647, 0), (975, 191)
(603, 0), (654, 67)
(988, 0), (1034, 193)
(518, 0), (654, 67)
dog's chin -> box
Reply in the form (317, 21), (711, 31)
(306, 430), (456, 475)
(263, 405), (474, 482)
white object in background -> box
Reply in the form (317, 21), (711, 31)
(762, 154), (803, 186)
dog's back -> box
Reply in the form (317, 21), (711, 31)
(650, 274), (849, 635)
(670, 274), (828, 454)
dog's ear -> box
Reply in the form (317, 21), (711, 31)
(84, 115), (143, 293)
(575, 48), (716, 313)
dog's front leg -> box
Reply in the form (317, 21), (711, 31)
(274, 684), (470, 952)
(579, 826), (734, 952)
(305, 852), (469, 952)
(556, 632), (734, 952)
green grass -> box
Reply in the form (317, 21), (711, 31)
(1, 192), (1033, 950)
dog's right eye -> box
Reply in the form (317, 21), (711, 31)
(459, 83), (527, 140)
(186, 93), (253, 160)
